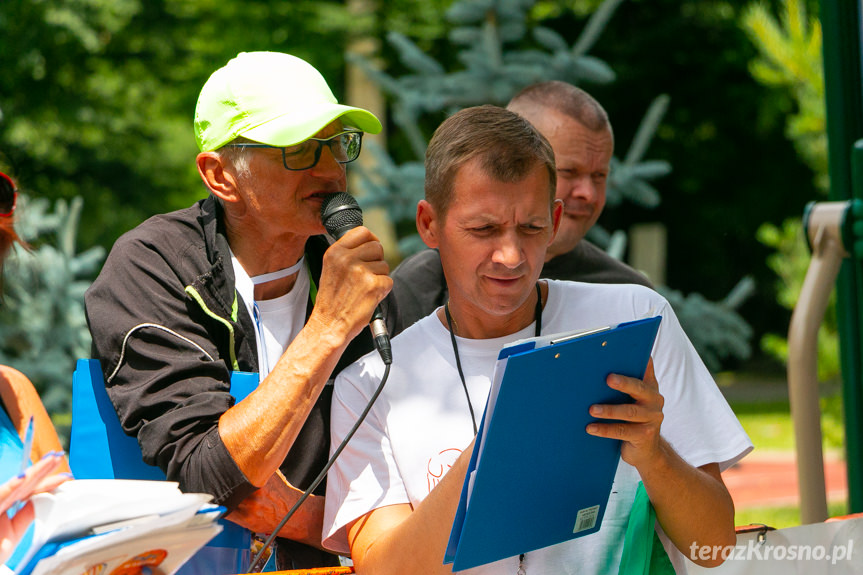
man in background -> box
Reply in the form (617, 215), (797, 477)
(391, 81), (651, 333)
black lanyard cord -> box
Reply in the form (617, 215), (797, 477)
(445, 282), (543, 435)
(252, 283), (543, 571)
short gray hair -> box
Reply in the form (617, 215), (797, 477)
(216, 137), (254, 181)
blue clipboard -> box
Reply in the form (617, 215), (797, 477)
(445, 315), (662, 571)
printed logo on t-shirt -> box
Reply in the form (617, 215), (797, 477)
(427, 448), (462, 493)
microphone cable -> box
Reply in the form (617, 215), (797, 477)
(247, 362), (392, 572)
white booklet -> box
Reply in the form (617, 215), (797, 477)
(9, 480), (223, 575)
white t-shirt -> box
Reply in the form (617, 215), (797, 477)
(231, 254), (309, 380)
(323, 280), (752, 573)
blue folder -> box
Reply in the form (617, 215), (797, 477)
(445, 315), (662, 571)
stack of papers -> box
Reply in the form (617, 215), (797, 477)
(7, 479), (223, 575)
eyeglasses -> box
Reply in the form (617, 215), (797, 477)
(227, 131), (364, 171)
(0, 172), (17, 217)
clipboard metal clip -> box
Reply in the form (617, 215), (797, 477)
(549, 326), (612, 345)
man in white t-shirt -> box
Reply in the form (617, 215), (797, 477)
(322, 105), (752, 573)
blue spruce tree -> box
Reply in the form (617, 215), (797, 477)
(0, 194), (105, 438)
(353, 0), (753, 371)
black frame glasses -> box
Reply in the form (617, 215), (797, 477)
(227, 130), (364, 171)
(0, 172), (17, 217)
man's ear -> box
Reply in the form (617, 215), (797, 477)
(196, 152), (241, 204)
(550, 199), (564, 244)
(416, 200), (440, 249)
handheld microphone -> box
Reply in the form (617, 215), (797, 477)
(320, 192), (393, 365)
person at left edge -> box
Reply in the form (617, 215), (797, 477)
(0, 171), (70, 567)
(83, 52), (393, 568)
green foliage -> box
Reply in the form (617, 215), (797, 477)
(742, 0), (827, 189)
(820, 391), (846, 451)
(0, 194), (105, 418)
(0, 0), (367, 426)
(756, 219), (841, 382)
(0, 0), (195, 248)
(0, 0), (353, 251)
(758, 220), (809, 310)
(377, 0), (453, 44)
(742, 0), (836, 381)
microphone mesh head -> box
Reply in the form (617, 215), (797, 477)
(321, 192), (363, 238)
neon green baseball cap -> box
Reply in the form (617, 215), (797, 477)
(194, 51), (382, 152)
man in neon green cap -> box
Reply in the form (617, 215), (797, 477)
(85, 51), (392, 569)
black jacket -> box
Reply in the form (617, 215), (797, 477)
(391, 241), (653, 333)
(85, 196), (388, 510)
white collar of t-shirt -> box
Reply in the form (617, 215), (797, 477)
(230, 252), (310, 380)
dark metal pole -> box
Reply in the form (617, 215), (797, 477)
(819, 0), (863, 513)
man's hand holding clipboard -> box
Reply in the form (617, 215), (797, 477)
(587, 358), (665, 470)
